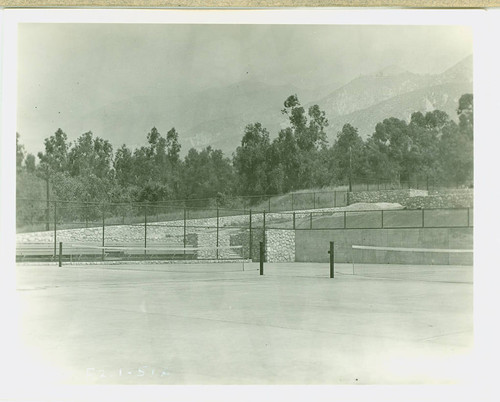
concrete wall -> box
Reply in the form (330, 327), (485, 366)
(295, 227), (473, 265)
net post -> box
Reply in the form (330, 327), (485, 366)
(259, 241), (264, 275)
(59, 242), (62, 267)
(329, 241), (334, 278)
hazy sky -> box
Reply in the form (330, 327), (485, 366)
(17, 24), (472, 156)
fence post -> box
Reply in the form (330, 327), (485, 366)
(59, 242), (62, 268)
(310, 212), (313, 229)
(183, 208), (187, 259)
(268, 197), (271, 212)
(144, 204), (147, 259)
(291, 193), (294, 211)
(293, 212), (296, 230)
(53, 201), (57, 258)
(259, 242), (264, 276)
(334, 191), (336, 208)
(216, 207), (219, 260)
(344, 211), (347, 229)
(263, 210), (266, 252)
(249, 209), (253, 260)
(467, 208), (470, 227)
(313, 192), (316, 209)
(381, 210), (384, 228)
(102, 203), (105, 261)
(422, 209), (425, 228)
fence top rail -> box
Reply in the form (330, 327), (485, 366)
(16, 200), (473, 214)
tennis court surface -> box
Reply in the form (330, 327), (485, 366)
(14, 261), (473, 384)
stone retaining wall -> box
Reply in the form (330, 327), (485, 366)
(266, 229), (295, 263)
(348, 189), (428, 207)
(406, 189), (473, 209)
(348, 189), (473, 209)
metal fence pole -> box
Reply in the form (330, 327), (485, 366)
(381, 210), (384, 228)
(144, 204), (148, 259)
(291, 193), (294, 211)
(216, 207), (219, 260)
(263, 210), (266, 254)
(53, 201), (57, 258)
(422, 209), (425, 228)
(183, 208), (187, 259)
(259, 242), (264, 276)
(344, 211), (347, 229)
(249, 209), (253, 260)
(313, 192), (316, 209)
(310, 212), (313, 229)
(102, 203), (105, 261)
(293, 212), (296, 230)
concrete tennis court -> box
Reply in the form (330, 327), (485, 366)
(14, 261), (473, 384)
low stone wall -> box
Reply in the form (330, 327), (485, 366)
(406, 189), (473, 209)
(348, 189), (428, 207)
(266, 229), (295, 263)
(347, 189), (473, 209)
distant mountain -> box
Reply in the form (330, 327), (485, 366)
(311, 55), (473, 140)
(326, 82), (473, 140)
(310, 55), (472, 119)
(77, 79), (301, 154)
(73, 55), (472, 156)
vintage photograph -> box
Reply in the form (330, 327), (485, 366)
(7, 10), (477, 387)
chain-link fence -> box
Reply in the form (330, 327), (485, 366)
(16, 196), (473, 263)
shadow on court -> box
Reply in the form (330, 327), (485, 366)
(12, 262), (473, 384)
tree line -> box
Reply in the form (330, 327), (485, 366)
(16, 93), (473, 209)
